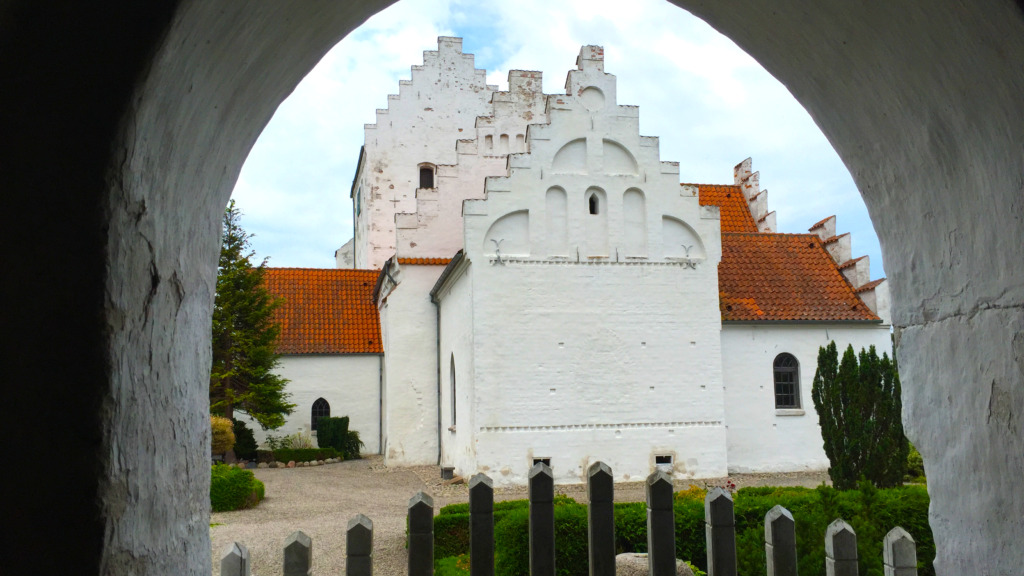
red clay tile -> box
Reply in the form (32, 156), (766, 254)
(692, 184), (759, 233)
(397, 257), (451, 266)
(718, 234), (880, 322)
(264, 268), (382, 354)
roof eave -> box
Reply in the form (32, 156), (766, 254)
(429, 250), (467, 303)
(722, 319), (884, 325)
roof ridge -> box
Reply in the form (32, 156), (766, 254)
(838, 255), (866, 269)
(681, 182), (741, 188)
(855, 278), (887, 293)
(822, 232), (849, 244)
(809, 215), (835, 230)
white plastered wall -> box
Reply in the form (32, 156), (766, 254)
(236, 354), (382, 454)
(395, 70), (547, 261)
(436, 259), (476, 477)
(355, 37), (497, 270)
(379, 263), (447, 464)
(450, 47), (727, 485)
(722, 323), (892, 473)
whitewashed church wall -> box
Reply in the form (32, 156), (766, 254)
(465, 260), (728, 486)
(395, 155), (505, 260)
(379, 264), (446, 465)
(721, 323), (893, 473)
(355, 37), (496, 270)
(395, 71), (547, 261)
(436, 261), (476, 477)
(236, 354), (382, 454)
(448, 46), (730, 485)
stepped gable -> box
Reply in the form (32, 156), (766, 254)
(264, 268), (382, 354)
(694, 184), (758, 233)
(718, 234), (880, 322)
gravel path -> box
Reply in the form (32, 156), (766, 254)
(210, 456), (829, 575)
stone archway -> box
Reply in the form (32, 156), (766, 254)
(2, 1), (1021, 574)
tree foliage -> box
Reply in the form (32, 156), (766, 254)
(209, 200), (294, 429)
(811, 342), (908, 489)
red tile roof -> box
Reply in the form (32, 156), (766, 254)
(263, 268), (382, 355)
(855, 278), (887, 293)
(718, 234), (880, 322)
(692, 184), (759, 233)
(838, 255), (866, 270)
(809, 215), (834, 231)
(397, 257), (452, 266)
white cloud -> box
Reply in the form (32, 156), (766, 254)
(231, 0), (885, 278)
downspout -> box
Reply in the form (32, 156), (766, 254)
(434, 297), (442, 466)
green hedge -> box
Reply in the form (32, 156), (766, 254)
(231, 420), (257, 461)
(434, 485), (933, 576)
(210, 464), (265, 512)
(317, 416), (349, 453)
(271, 447), (341, 463)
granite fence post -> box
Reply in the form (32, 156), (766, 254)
(883, 526), (918, 576)
(469, 473), (495, 576)
(824, 519), (858, 576)
(408, 491), (435, 576)
(587, 462), (615, 576)
(704, 487), (737, 576)
(220, 542), (250, 576)
(346, 514), (373, 576)
(283, 531), (312, 576)
(765, 505), (797, 576)
(529, 462), (555, 576)
(646, 470), (675, 576)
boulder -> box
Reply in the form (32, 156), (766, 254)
(257, 462), (269, 469)
(287, 461), (296, 468)
(615, 553), (694, 576)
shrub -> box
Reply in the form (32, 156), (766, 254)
(263, 433), (289, 450)
(317, 416), (349, 452)
(435, 485), (934, 576)
(317, 416), (364, 459)
(287, 431), (315, 449)
(211, 416), (236, 454)
(210, 463), (265, 512)
(232, 420), (257, 461)
(343, 429), (365, 459)
(271, 447), (340, 463)
(255, 449), (275, 464)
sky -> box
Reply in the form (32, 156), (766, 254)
(230, 0), (885, 279)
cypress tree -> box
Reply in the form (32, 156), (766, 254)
(812, 342), (908, 489)
(209, 200), (295, 429)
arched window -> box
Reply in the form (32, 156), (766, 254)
(419, 164), (435, 188)
(773, 354), (800, 408)
(311, 397), (330, 431)
(588, 193), (600, 215)
(450, 354), (457, 426)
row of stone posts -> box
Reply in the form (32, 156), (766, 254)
(220, 461), (919, 576)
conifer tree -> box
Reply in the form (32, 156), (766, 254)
(812, 342), (908, 489)
(209, 200), (295, 429)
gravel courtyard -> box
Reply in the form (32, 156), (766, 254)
(210, 456), (829, 575)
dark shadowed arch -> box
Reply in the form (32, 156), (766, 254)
(2, 2), (1022, 573)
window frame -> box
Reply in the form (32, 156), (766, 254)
(418, 163), (436, 189)
(311, 397), (330, 431)
(773, 353), (801, 409)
